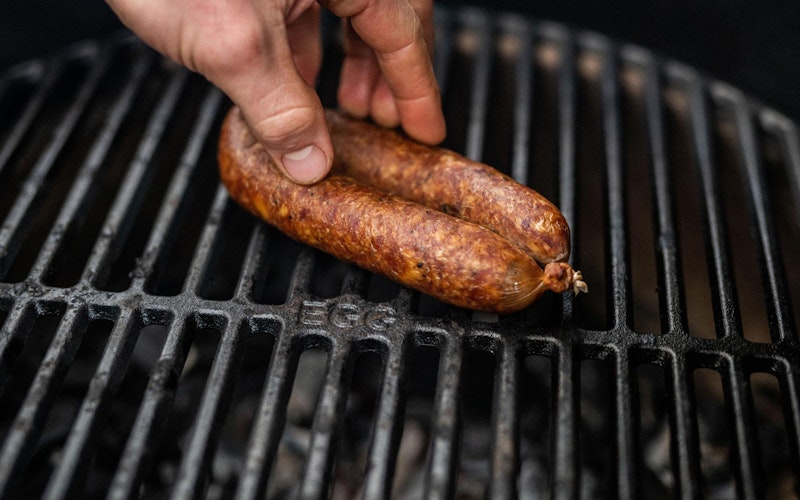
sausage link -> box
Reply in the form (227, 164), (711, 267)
(325, 108), (571, 265)
(218, 107), (565, 314)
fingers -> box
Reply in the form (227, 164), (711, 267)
(328, 0), (445, 145)
(227, 19), (332, 184)
(108, 0), (444, 185)
(287, 2), (323, 87)
(337, 18), (381, 119)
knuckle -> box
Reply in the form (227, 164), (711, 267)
(252, 104), (321, 150)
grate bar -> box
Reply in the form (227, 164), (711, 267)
(286, 249), (317, 302)
(599, 40), (632, 330)
(361, 336), (406, 499)
(128, 87), (223, 292)
(182, 185), (232, 295)
(613, 349), (638, 499)
(551, 340), (578, 500)
(724, 359), (764, 499)
(463, 10), (492, 163)
(687, 76), (742, 339)
(41, 307), (133, 500)
(27, 52), (151, 284)
(0, 300), (36, 393)
(0, 61), (49, 175)
(172, 316), (242, 500)
(423, 330), (462, 499)
(107, 314), (186, 500)
(298, 338), (353, 498)
(509, 17), (533, 185)
(727, 92), (798, 345)
(643, 54), (687, 335)
(233, 223), (268, 301)
(556, 30), (578, 322)
(667, 352), (703, 499)
(80, 67), (187, 287)
(235, 327), (295, 500)
(0, 306), (88, 498)
(777, 119), (800, 224)
(489, 337), (519, 499)
(0, 48), (107, 280)
(432, 9), (453, 109)
(780, 360), (800, 488)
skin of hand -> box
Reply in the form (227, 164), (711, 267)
(105, 0), (446, 184)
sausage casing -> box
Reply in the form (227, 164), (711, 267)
(218, 107), (552, 314)
(325, 109), (571, 265)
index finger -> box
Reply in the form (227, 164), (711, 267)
(322, 0), (446, 144)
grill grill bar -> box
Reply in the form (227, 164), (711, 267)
(425, 330), (462, 499)
(0, 305), (85, 497)
(612, 349), (637, 499)
(42, 307), (134, 500)
(28, 52), (149, 285)
(687, 76), (741, 340)
(236, 328), (294, 500)
(489, 338), (519, 499)
(0, 48), (107, 280)
(555, 30), (578, 324)
(129, 87), (222, 293)
(81, 67), (187, 288)
(298, 339), (352, 498)
(668, 352), (704, 498)
(172, 316), (238, 500)
(110, 312), (186, 499)
(361, 335), (406, 499)
(0, 63), (47, 175)
(463, 12), (492, 163)
(729, 91), (797, 345)
(552, 338), (578, 500)
(642, 51), (685, 335)
(727, 359), (764, 499)
(599, 39), (631, 331)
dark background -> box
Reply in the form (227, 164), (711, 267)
(1, 0), (798, 121)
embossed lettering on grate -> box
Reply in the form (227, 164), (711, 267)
(1, 5), (800, 500)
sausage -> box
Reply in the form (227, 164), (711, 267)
(217, 107), (584, 314)
(325, 108), (571, 265)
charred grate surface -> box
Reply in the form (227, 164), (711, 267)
(1, 5), (800, 499)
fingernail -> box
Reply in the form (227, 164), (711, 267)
(282, 144), (327, 184)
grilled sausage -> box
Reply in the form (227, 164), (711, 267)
(325, 109), (586, 296)
(325, 108), (571, 265)
(218, 107), (584, 314)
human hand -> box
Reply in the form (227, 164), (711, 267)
(105, 0), (446, 184)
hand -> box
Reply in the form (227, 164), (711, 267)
(105, 0), (446, 184)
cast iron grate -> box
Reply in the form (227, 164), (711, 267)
(1, 5), (800, 499)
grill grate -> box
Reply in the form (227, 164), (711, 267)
(1, 5), (800, 499)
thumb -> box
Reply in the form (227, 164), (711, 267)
(209, 24), (333, 184)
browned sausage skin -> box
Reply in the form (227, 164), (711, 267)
(218, 106), (569, 314)
(325, 108), (571, 265)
